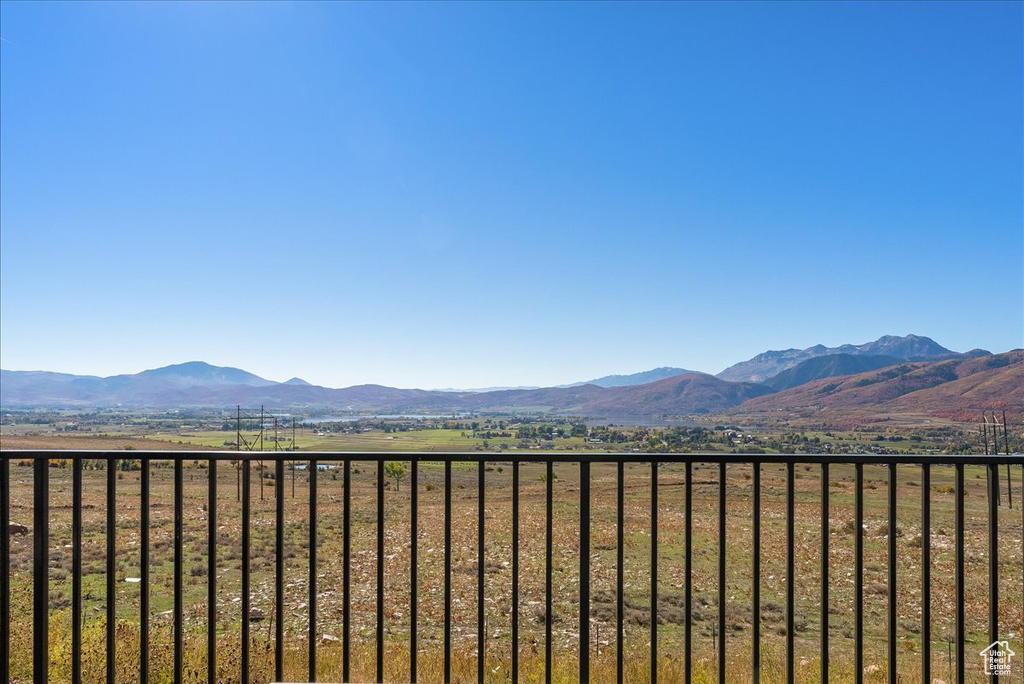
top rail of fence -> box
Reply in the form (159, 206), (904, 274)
(1, 449), (1021, 464)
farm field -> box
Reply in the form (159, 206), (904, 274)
(2, 452), (1022, 683)
(0, 414), (980, 456)
(2, 424), (598, 453)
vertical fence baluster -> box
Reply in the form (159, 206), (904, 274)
(855, 463), (863, 684)
(512, 460), (520, 684)
(0, 457), (8, 684)
(921, 464), (930, 684)
(106, 455), (115, 684)
(685, 460), (692, 684)
(580, 461), (591, 684)
(888, 463), (896, 684)
(652, 460), (659, 684)
(174, 457), (183, 684)
(616, 460), (624, 684)
(955, 462), (964, 684)
(445, 460), (452, 684)
(411, 457), (418, 684)
(310, 457), (318, 682)
(821, 462), (829, 684)
(34, 457), (49, 684)
(478, 460), (486, 684)
(377, 459), (385, 683)
(0, 456), (8, 684)
(786, 462), (794, 684)
(753, 461), (761, 684)
(208, 458), (217, 683)
(275, 459), (284, 683)
(72, 457), (82, 684)
(545, 459), (553, 684)
(343, 459), (351, 683)
(242, 460), (251, 684)
(718, 461), (725, 684)
(988, 462), (999, 684)
(141, 457), (150, 684)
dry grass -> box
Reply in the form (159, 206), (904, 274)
(3, 457), (1022, 683)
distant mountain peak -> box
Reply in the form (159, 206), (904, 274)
(135, 361), (274, 387)
(144, 360), (215, 374)
(854, 334), (949, 358)
(717, 334), (978, 384)
(578, 366), (703, 389)
(283, 377), (312, 386)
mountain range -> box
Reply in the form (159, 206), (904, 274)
(434, 367), (704, 392)
(763, 354), (902, 392)
(3, 335), (1018, 426)
(731, 350), (1023, 428)
(716, 334), (989, 383)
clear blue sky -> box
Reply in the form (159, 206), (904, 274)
(2, 1), (1021, 389)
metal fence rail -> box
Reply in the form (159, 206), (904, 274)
(1, 451), (1022, 684)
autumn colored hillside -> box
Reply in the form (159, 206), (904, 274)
(728, 350), (1023, 429)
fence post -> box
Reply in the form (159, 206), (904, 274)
(33, 457), (49, 684)
(580, 461), (591, 684)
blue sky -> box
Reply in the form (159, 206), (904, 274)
(1, 1), (1021, 389)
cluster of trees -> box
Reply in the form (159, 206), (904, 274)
(40, 457), (140, 471)
(445, 419), (510, 431)
(516, 425), (561, 439)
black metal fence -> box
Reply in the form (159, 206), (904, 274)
(1, 451), (1022, 684)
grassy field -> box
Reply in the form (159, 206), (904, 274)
(174, 428), (569, 452)
(0, 427), (600, 453)
(3, 453), (1023, 683)
(0, 426), (944, 457)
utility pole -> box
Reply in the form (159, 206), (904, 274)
(1002, 411), (1012, 509)
(237, 406), (242, 502)
(260, 406), (265, 501)
(983, 415), (991, 455)
(992, 414), (1001, 506)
